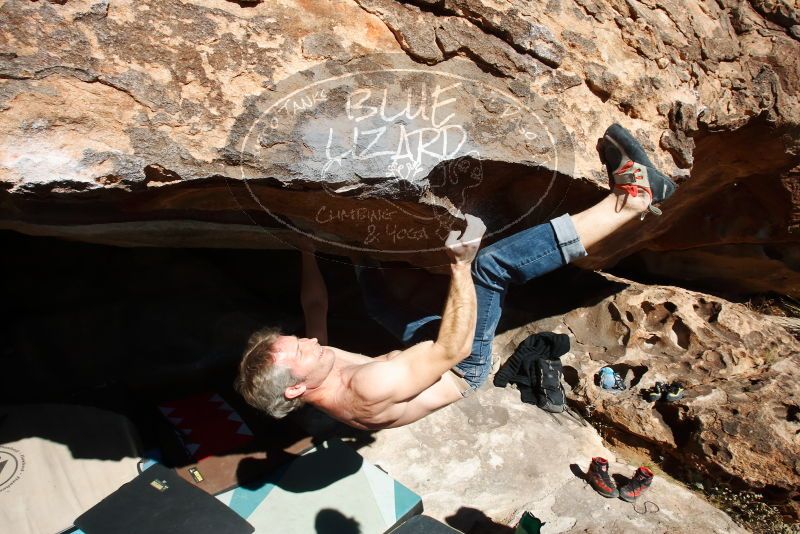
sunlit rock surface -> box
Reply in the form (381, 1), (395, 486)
(359, 385), (747, 533)
(1, 0), (799, 290)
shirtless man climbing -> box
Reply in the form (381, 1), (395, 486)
(236, 124), (676, 430)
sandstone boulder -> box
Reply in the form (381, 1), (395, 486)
(0, 0), (799, 293)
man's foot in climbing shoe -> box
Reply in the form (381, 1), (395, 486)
(664, 382), (685, 402)
(619, 466), (654, 502)
(587, 457), (619, 498)
(599, 123), (677, 217)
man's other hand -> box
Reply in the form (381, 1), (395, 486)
(445, 214), (486, 264)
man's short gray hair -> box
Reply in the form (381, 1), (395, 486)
(235, 327), (305, 418)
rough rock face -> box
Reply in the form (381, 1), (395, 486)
(1, 0), (799, 290)
(494, 271), (800, 516)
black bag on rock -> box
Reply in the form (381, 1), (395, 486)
(74, 464), (254, 534)
(493, 332), (569, 413)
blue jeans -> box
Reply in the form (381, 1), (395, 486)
(356, 214), (587, 390)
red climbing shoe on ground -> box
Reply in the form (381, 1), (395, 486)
(587, 457), (619, 498)
(619, 466), (654, 502)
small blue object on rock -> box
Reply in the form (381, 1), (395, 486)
(599, 367), (626, 392)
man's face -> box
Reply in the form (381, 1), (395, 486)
(271, 335), (334, 390)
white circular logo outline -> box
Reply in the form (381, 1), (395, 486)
(234, 64), (562, 255)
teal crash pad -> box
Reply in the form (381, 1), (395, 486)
(216, 439), (422, 534)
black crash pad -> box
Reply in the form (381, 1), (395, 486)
(390, 515), (463, 533)
(74, 464), (254, 534)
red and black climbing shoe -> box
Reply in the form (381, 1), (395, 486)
(619, 466), (654, 502)
(600, 123), (676, 217)
(588, 457), (619, 498)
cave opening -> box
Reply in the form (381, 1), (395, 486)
(1, 227), (625, 407)
(1, 230), (400, 406)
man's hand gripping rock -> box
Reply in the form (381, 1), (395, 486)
(445, 214), (487, 264)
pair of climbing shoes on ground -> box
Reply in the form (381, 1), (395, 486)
(644, 381), (685, 402)
(588, 457), (654, 502)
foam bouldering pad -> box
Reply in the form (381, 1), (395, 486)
(389, 515), (463, 533)
(74, 463), (254, 534)
(158, 392), (313, 495)
(216, 439), (423, 534)
(0, 404), (141, 534)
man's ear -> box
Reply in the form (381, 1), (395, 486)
(284, 383), (306, 400)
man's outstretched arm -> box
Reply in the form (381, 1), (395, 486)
(351, 215), (485, 405)
(405, 261), (475, 378)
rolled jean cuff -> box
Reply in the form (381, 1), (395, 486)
(549, 213), (587, 264)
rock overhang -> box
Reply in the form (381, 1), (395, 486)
(1, 0), (799, 291)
